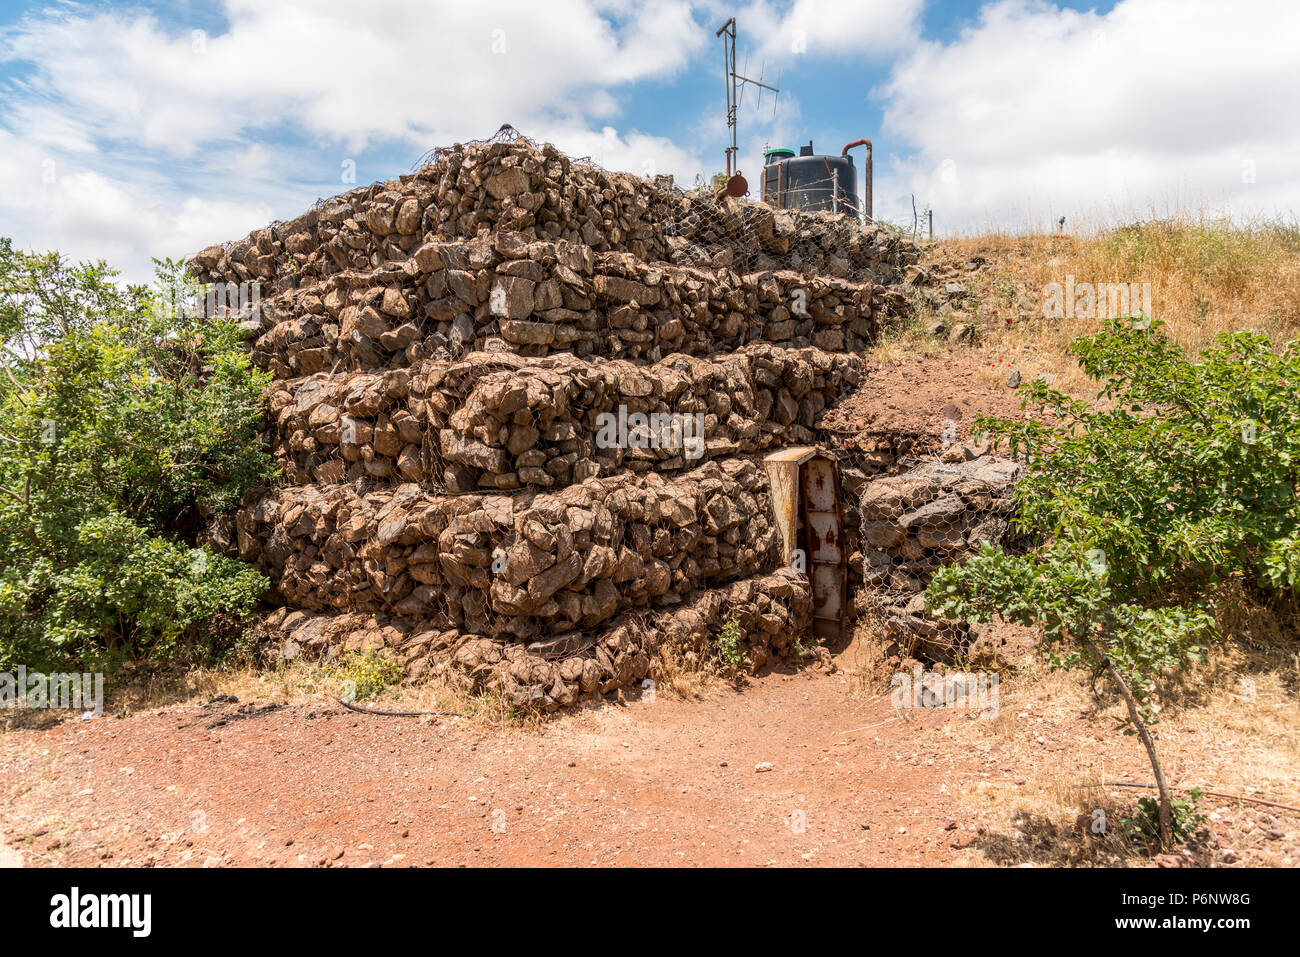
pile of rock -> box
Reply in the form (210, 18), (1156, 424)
(259, 569), (809, 710)
(192, 133), (934, 707)
(190, 136), (915, 299)
(264, 343), (861, 491)
(443, 568), (810, 707)
(189, 140), (667, 297)
(263, 366), (421, 487)
(418, 344), (860, 491)
(857, 455), (1022, 659)
(665, 194), (918, 280)
(238, 234), (880, 379)
(214, 459), (779, 646)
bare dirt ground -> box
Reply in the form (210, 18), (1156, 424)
(0, 663), (1092, 868)
(1, 663), (980, 868)
(2, 643), (1295, 868)
(827, 347), (1031, 438)
(2, 351), (1295, 869)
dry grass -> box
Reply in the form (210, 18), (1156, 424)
(865, 576), (1300, 866)
(936, 215), (1300, 388)
(869, 217), (1300, 864)
(649, 629), (817, 702)
(0, 627), (777, 735)
(831, 584), (1300, 865)
(0, 656), (539, 735)
(866, 316), (948, 366)
(908, 638), (1300, 866)
(652, 642), (732, 701)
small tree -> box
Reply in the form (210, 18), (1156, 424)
(0, 240), (274, 671)
(926, 317), (1299, 848)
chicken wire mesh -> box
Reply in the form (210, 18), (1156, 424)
(653, 179), (889, 282)
(410, 122), (611, 174)
(410, 127), (899, 282)
(851, 447), (1024, 663)
(200, 127), (936, 690)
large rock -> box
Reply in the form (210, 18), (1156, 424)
(857, 455), (1023, 661)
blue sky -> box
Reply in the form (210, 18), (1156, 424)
(0, 0), (1294, 283)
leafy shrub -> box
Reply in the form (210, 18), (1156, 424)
(926, 317), (1298, 845)
(1122, 787), (1206, 852)
(0, 241), (274, 671)
(715, 618), (745, 668)
(331, 651), (402, 702)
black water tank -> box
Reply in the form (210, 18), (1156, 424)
(761, 140), (860, 216)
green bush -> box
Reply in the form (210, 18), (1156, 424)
(1122, 788), (1206, 853)
(331, 651), (402, 702)
(926, 317), (1298, 846)
(0, 240), (274, 671)
(715, 618), (745, 668)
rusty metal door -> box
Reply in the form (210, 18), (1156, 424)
(800, 456), (846, 641)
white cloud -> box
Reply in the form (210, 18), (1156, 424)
(4, 0), (1295, 278)
(0, 129), (274, 283)
(877, 0), (1300, 232)
(741, 0), (924, 62)
(0, 0), (708, 155)
(529, 123), (707, 184)
(0, 0), (713, 280)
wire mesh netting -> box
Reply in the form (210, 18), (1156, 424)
(406, 125), (907, 283)
(411, 122), (610, 173)
(183, 121), (962, 708)
(198, 125), (918, 315)
(851, 449), (1024, 662)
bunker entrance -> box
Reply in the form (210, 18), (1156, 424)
(763, 448), (847, 642)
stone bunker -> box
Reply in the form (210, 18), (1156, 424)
(193, 127), (1014, 709)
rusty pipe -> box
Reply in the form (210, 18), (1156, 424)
(842, 138), (873, 222)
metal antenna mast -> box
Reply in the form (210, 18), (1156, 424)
(716, 17), (779, 181)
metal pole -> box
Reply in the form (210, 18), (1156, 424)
(716, 19), (736, 178)
(832, 169), (839, 214)
(715, 18), (778, 187)
(865, 146), (872, 221)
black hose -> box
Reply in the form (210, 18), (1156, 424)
(1078, 781), (1300, 815)
(336, 698), (463, 719)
